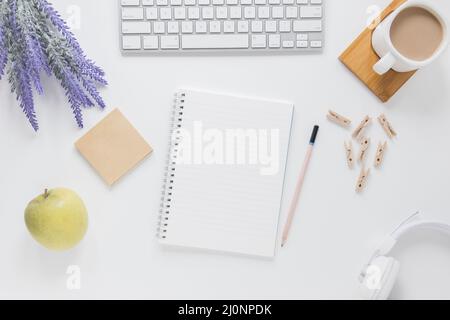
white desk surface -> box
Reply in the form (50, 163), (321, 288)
(1, 0), (450, 300)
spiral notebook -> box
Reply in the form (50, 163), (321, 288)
(158, 89), (294, 257)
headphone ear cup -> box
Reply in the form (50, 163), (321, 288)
(374, 257), (400, 300)
(359, 256), (400, 300)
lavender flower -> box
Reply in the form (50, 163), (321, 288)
(0, 0), (107, 131)
(0, 2), (10, 78)
(6, 0), (39, 130)
(0, 24), (7, 77)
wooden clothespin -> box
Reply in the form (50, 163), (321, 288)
(352, 116), (371, 140)
(358, 137), (370, 162)
(327, 110), (352, 128)
(344, 141), (354, 168)
(378, 114), (397, 139)
(356, 167), (370, 193)
(374, 141), (387, 167)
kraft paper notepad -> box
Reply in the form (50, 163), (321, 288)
(75, 109), (152, 185)
(157, 89), (294, 258)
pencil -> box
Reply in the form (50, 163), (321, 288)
(281, 125), (319, 247)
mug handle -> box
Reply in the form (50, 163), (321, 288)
(373, 53), (396, 75)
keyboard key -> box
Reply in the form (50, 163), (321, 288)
(153, 21), (165, 33)
(216, 7), (228, 19)
(185, 0), (196, 5)
(156, 0), (168, 5)
(300, 6), (322, 18)
(224, 21), (235, 33)
(122, 8), (144, 20)
(122, 0), (140, 5)
(272, 6), (283, 18)
(230, 7), (242, 19)
(244, 7), (255, 19)
(258, 7), (270, 19)
(251, 34), (266, 48)
(209, 21), (221, 33)
(196, 21), (207, 33)
(268, 34), (281, 47)
(146, 8), (158, 19)
(122, 35), (141, 49)
(297, 33), (308, 40)
(161, 35), (180, 49)
(122, 22), (151, 34)
(181, 21), (194, 33)
(279, 20), (291, 32)
(170, 0), (182, 4)
(174, 7), (186, 19)
(237, 20), (249, 33)
(160, 7), (172, 19)
(286, 6), (297, 18)
(296, 40), (308, 48)
(282, 40), (294, 48)
(168, 21), (179, 33)
(188, 7), (200, 19)
(182, 34), (248, 48)
(310, 40), (322, 48)
(265, 20), (277, 32)
(143, 36), (159, 49)
(142, 0), (155, 4)
(202, 7), (214, 19)
(293, 20), (322, 32)
(251, 20), (263, 32)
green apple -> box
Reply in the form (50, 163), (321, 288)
(24, 188), (88, 251)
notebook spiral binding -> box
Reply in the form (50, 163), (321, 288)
(157, 92), (186, 240)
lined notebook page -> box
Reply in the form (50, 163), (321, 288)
(159, 89), (294, 257)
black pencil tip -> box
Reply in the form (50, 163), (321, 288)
(309, 125), (319, 145)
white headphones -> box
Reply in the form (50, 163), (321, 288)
(358, 213), (450, 300)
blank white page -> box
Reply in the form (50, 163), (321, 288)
(159, 89), (294, 258)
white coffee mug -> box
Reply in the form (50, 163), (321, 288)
(372, 0), (448, 75)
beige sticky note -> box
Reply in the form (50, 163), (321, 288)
(75, 109), (153, 186)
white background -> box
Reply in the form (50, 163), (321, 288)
(1, 0), (450, 299)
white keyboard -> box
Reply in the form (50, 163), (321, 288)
(120, 0), (323, 53)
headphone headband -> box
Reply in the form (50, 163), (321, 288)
(378, 220), (450, 256)
(392, 221), (450, 241)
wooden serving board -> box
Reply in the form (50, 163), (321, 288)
(339, 0), (416, 102)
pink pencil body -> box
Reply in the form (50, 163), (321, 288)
(281, 126), (319, 247)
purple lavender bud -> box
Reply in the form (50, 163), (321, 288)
(24, 36), (45, 94)
(81, 77), (106, 109)
(30, 36), (51, 76)
(0, 23), (8, 78)
(10, 61), (39, 131)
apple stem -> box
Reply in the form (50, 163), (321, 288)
(44, 188), (49, 199)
